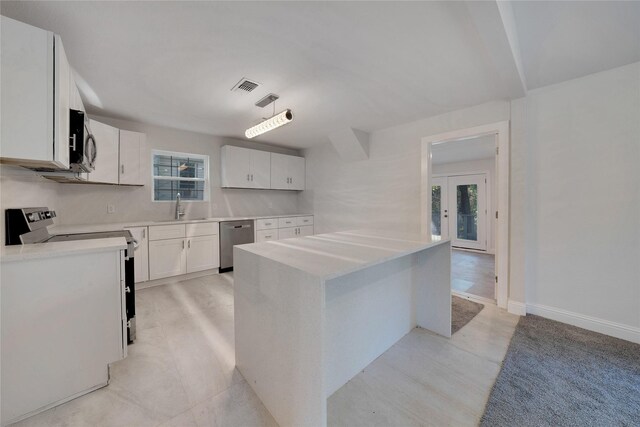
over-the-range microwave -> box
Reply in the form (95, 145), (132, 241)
(68, 109), (97, 173)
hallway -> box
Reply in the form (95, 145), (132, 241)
(451, 249), (495, 300)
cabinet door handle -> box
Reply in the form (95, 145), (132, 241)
(247, 174), (250, 181)
(142, 229), (146, 239)
(182, 240), (185, 250)
(70, 134), (77, 151)
(251, 174), (253, 181)
(188, 240), (191, 249)
(121, 164), (124, 174)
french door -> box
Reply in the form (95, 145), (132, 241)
(431, 177), (449, 241)
(431, 174), (487, 251)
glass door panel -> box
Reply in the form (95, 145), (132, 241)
(456, 183), (478, 241)
(431, 177), (448, 241)
(448, 174), (486, 250)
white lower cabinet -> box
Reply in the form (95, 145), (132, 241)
(278, 227), (297, 240)
(298, 225), (314, 237)
(187, 235), (220, 273)
(256, 216), (314, 241)
(125, 226), (149, 283)
(278, 225), (314, 240)
(148, 222), (219, 280)
(256, 229), (278, 242)
(149, 238), (187, 280)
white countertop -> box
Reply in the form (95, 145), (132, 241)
(2, 213), (311, 262)
(1, 237), (127, 263)
(51, 213), (313, 234)
(235, 230), (449, 280)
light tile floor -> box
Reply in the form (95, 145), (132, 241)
(451, 249), (496, 300)
(14, 273), (518, 427)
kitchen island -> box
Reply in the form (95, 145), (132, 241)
(234, 230), (451, 427)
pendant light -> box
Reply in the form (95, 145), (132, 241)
(245, 101), (293, 139)
(245, 109), (293, 139)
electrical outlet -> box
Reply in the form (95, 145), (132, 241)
(107, 204), (115, 214)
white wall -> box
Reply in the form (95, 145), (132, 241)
(299, 101), (510, 235)
(0, 118), (302, 241)
(522, 62), (640, 336)
(301, 62), (640, 341)
(0, 165), (61, 244)
(432, 157), (496, 253)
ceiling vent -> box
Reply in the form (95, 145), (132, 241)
(231, 78), (260, 93)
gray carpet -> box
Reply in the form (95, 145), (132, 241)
(451, 296), (484, 334)
(481, 314), (640, 426)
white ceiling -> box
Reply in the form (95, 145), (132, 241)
(431, 135), (495, 165)
(511, 1), (640, 90)
(1, 1), (638, 149)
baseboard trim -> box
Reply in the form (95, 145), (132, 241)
(507, 300), (526, 316)
(527, 303), (640, 344)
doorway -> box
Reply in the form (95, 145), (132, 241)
(420, 121), (510, 308)
(432, 173), (488, 251)
(431, 138), (496, 302)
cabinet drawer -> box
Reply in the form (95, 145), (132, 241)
(186, 222), (219, 237)
(148, 224), (186, 241)
(278, 217), (297, 228)
(256, 218), (278, 230)
(296, 216), (313, 226)
(256, 229), (278, 242)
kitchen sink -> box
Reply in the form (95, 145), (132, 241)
(155, 218), (210, 223)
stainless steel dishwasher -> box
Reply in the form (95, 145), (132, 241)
(220, 220), (254, 272)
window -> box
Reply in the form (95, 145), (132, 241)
(152, 150), (209, 201)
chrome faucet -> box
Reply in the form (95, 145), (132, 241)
(175, 193), (185, 220)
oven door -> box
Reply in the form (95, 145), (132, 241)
(124, 255), (136, 344)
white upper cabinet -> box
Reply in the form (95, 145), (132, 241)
(0, 16), (70, 169)
(221, 146), (252, 188)
(53, 35), (71, 170)
(270, 153), (305, 190)
(83, 122), (145, 186)
(270, 153), (289, 190)
(221, 146), (271, 189)
(119, 130), (145, 185)
(288, 155), (305, 190)
(221, 146), (304, 191)
(250, 149), (271, 189)
(87, 120), (120, 184)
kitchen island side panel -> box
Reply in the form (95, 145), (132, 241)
(324, 254), (415, 397)
(233, 248), (327, 427)
(414, 240), (452, 337)
(324, 242), (452, 397)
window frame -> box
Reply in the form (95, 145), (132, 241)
(151, 149), (210, 203)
